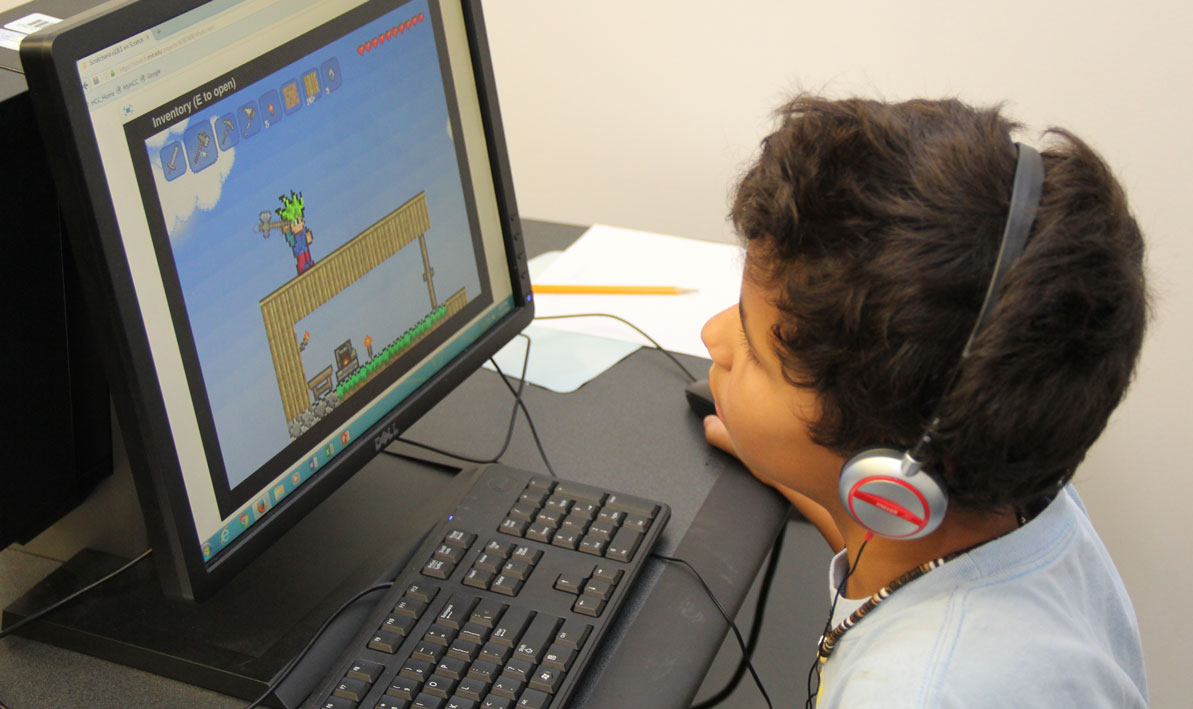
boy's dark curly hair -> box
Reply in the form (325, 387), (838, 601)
(731, 95), (1148, 511)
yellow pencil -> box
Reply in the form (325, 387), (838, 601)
(531, 284), (697, 295)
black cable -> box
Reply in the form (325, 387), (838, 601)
(0, 548), (153, 642)
(244, 581), (392, 709)
(805, 535), (871, 709)
(653, 552), (774, 709)
(534, 313), (700, 383)
(396, 330), (534, 465)
(690, 516), (788, 708)
(489, 340), (557, 478)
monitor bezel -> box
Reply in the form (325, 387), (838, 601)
(21, 0), (534, 601)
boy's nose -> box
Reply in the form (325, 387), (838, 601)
(701, 304), (737, 367)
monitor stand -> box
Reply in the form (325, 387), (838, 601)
(1, 445), (479, 708)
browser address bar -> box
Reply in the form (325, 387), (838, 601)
(81, 0), (327, 106)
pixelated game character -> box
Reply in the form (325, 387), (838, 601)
(255, 190), (315, 275)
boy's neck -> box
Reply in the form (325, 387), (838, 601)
(830, 505), (1019, 599)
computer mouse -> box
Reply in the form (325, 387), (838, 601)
(684, 378), (717, 418)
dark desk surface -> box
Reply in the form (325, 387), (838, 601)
(0, 219), (807, 708)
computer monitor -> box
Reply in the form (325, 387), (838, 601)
(21, 0), (532, 603)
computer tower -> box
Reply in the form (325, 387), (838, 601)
(0, 0), (113, 547)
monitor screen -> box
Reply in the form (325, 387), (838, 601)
(23, 0), (532, 601)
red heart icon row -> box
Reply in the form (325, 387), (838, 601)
(357, 13), (425, 55)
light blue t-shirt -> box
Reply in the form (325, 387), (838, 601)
(816, 486), (1147, 707)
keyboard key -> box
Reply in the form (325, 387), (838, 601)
(484, 540), (516, 558)
(578, 535), (607, 556)
(422, 674), (458, 698)
(553, 482), (607, 505)
(459, 622), (489, 645)
(583, 578), (613, 601)
(587, 519), (616, 541)
(462, 568), (493, 590)
(502, 657), (534, 682)
(413, 641), (445, 664)
(383, 614), (416, 637)
(424, 623), (457, 646)
(387, 674), (420, 700)
(591, 565), (624, 585)
(472, 552), (503, 574)
(554, 620), (591, 650)
(423, 558), (455, 580)
(437, 593), (480, 629)
(606, 527), (643, 562)
(394, 597), (428, 619)
(510, 545), (542, 565)
(447, 638), (481, 663)
(543, 495), (572, 515)
(508, 502), (538, 522)
(333, 677), (370, 702)
(400, 658), (434, 682)
(479, 641), (512, 665)
(375, 696), (409, 709)
(527, 666), (564, 694)
(573, 594), (606, 617)
(436, 655), (468, 680)
(596, 508), (625, 526)
(481, 697), (512, 709)
(346, 659), (384, 683)
(444, 530), (477, 548)
(434, 543), (467, 564)
(492, 607), (536, 640)
(413, 691), (446, 708)
(500, 559), (532, 581)
(470, 598), (506, 628)
(623, 513), (651, 534)
(367, 630), (404, 654)
(541, 643), (576, 671)
(569, 500), (600, 519)
(446, 698), (477, 709)
(319, 696), (355, 709)
(490, 676), (524, 700)
(603, 492), (659, 517)
(490, 574), (523, 596)
(466, 659), (499, 683)
(534, 508), (564, 527)
(525, 523), (554, 543)
(516, 689), (551, 708)
(498, 518), (528, 537)
(456, 676), (489, 700)
(553, 571), (584, 594)
(526, 478), (553, 494)
(551, 529), (580, 550)
(515, 614), (561, 663)
(518, 490), (548, 507)
(405, 583), (439, 604)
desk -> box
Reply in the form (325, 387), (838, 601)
(0, 220), (817, 708)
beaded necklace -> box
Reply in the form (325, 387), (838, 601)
(815, 546), (972, 665)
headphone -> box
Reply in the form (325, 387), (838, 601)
(838, 143), (1045, 540)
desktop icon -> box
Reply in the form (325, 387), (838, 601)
(325, 443), (335, 457)
(238, 100), (261, 138)
(239, 513), (250, 527)
(340, 430), (350, 446)
(159, 141), (187, 181)
(309, 457), (318, 471)
(216, 112), (240, 151)
(302, 69), (321, 105)
(255, 497), (270, 516)
(202, 544), (212, 559)
(292, 471), (301, 486)
(321, 57), (342, 93)
(281, 79), (303, 115)
(273, 483), (287, 502)
(220, 526), (231, 543)
(183, 119), (219, 174)
(259, 88), (283, 128)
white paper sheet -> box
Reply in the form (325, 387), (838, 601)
(530, 224), (745, 358)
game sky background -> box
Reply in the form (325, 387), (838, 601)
(143, 0), (481, 489)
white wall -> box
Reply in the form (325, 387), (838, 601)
(481, 0), (1192, 704)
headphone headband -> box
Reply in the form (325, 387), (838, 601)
(842, 142), (1045, 539)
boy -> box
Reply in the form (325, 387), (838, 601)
(700, 95), (1148, 706)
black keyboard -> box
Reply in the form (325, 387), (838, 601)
(303, 464), (670, 709)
